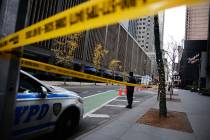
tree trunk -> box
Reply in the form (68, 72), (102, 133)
(154, 15), (167, 117)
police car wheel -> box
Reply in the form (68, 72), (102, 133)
(54, 109), (79, 139)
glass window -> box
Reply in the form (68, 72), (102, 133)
(18, 73), (42, 93)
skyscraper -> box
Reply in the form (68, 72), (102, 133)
(186, 4), (209, 40)
(181, 3), (210, 88)
(128, 13), (164, 79)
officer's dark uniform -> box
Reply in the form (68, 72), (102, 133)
(126, 72), (136, 109)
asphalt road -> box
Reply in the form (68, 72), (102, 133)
(69, 89), (155, 140)
(30, 86), (155, 140)
(64, 86), (155, 140)
(62, 85), (121, 98)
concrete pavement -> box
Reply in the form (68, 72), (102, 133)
(74, 89), (210, 140)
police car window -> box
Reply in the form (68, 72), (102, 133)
(18, 73), (42, 93)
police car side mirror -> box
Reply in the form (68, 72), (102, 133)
(41, 86), (47, 98)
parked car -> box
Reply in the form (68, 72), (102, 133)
(114, 72), (123, 81)
(84, 66), (97, 75)
(13, 70), (83, 139)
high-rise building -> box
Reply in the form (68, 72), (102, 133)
(128, 13), (164, 52)
(186, 4), (209, 40)
(128, 13), (164, 79)
(181, 3), (210, 88)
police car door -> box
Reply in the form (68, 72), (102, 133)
(13, 72), (50, 136)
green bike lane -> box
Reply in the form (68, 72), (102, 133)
(83, 90), (119, 115)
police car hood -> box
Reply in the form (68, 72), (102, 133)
(50, 86), (80, 97)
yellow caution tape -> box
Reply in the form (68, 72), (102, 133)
(0, 0), (208, 52)
(20, 58), (142, 87)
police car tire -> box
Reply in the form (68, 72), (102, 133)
(54, 108), (79, 139)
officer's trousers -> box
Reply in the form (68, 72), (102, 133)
(126, 90), (134, 107)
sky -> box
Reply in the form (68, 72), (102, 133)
(121, 6), (186, 50)
(163, 6), (186, 50)
(163, 6), (186, 64)
(121, 6), (186, 64)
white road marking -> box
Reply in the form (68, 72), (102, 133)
(105, 104), (125, 108)
(87, 114), (110, 118)
(83, 96), (118, 118)
(115, 99), (140, 102)
(83, 90), (116, 99)
(119, 96), (135, 98)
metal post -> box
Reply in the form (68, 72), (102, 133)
(0, 0), (28, 139)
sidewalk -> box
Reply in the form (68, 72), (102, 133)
(74, 89), (210, 140)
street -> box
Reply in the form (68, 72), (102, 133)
(68, 86), (155, 140)
(64, 85), (120, 98)
(32, 85), (155, 140)
(0, 1), (209, 140)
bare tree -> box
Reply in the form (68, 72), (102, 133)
(164, 38), (180, 96)
(154, 15), (167, 117)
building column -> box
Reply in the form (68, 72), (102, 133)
(206, 5), (210, 88)
(115, 25), (121, 59)
(81, 30), (90, 71)
(0, 0), (28, 139)
(123, 34), (128, 75)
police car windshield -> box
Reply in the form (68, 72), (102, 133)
(20, 70), (53, 93)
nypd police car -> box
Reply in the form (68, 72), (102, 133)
(13, 70), (83, 139)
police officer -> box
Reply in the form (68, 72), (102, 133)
(126, 72), (136, 109)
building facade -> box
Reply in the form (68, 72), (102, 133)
(13, 0), (151, 78)
(128, 13), (164, 80)
(181, 3), (210, 88)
